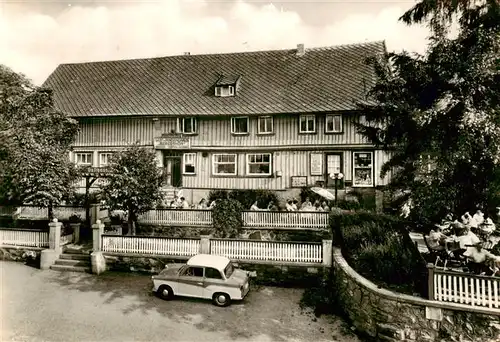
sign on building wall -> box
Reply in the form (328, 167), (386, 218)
(154, 133), (190, 149)
(310, 152), (323, 176)
(291, 176), (307, 188)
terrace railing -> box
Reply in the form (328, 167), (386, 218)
(101, 235), (201, 257)
(138, 209), (212, 226)
(210, 238), (323, 264)
(0, 228), (49, 248)
(429, 264), (500, 309)
(241, 211), (329, 230)
(2, 205), (87, 221)
(96, 232), (332, 266)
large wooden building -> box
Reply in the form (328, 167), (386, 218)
(43, 41), (391, 203)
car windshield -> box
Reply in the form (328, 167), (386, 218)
(224, 262), (234, 278)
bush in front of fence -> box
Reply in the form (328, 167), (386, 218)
(135, 224), (212, 238)
(207, 189), (229, 203)
(330, 210), (427, 296)
(212, 199), (243, 238)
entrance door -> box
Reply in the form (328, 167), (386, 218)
(325, 153), (343, 188)
(163, 152), (183, 187)
(171, 158), (182, 187)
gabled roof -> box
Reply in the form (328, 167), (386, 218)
(216, 75), (240, 86)
(43, 41), (386, 118)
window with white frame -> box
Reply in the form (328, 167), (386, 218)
(299, 115), (316, 133)
(258, 116), (273, 134)
(177, 117), (197, 134)
(325, 114), (342, 133)
(247, 153), (272, 175)
(215, 85), (235, 97)
(231, 117), (249, 134)
(75, 152), (93, 166)
(212, 154), (237, 175)
(183, 153), (196, 174)
(353, 152), (374, 187)
(99, 152), (114, 167)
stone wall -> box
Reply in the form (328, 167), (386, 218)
(0, 246), (41, 268)
(332, 248), (500, 342)
(103, 253), (324, 287)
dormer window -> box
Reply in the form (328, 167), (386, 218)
(215, 85), (234, 97)
(214, 75), (241, 97)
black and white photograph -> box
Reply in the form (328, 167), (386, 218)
(1, 0), (499, 341)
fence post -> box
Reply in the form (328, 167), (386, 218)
(91, 219), (107, 275)
(48, 218), (62, 250)
(200, 235), (211, 254)
(427, 263), (435, 301)
(40, 218), (63, 270)
(322, 240), (333, 266)
(92, 220), (105, 252)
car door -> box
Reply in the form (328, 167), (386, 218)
(176, 266), (204, 298)
(203, 267), (226, 299)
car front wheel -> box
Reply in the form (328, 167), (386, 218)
(157, 285), (174, 300)
(212, 292), (231, 307)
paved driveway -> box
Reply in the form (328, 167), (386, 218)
(0, 261), (359, 342)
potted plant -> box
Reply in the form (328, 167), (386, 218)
(68, 213), (82, 244)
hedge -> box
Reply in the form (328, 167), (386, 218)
(330, 210), (428, 296)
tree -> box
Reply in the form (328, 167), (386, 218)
(356, 0), (500, 223)
(0, 65), (79, 218)
(98, 144), (164, 235)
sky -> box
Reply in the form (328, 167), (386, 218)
(0, 0), (431, 86)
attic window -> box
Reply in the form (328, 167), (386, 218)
(215, 75), (240, 97)
(215, 85), (234, 97)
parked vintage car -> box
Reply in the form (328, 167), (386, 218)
(151, 254), (250, 307)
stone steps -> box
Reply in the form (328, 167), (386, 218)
(50, 251), (91, 273)
(59, 253), (89, 261)
(53, 258), (90, 267)
(50, 264), (91, 273)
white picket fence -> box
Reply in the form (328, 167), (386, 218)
(432, 268), (500, 309)
(210, 239), (323, 263)
(1, 206), (86, 220)
(101, 235), (201, 257)
(138, 209), (212, 226)
(242, 211), (329, 229)
(0, 228), (49, 248)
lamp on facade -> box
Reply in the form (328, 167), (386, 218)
(329, 172), (344, 206)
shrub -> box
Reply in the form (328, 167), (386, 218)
(228, 189), (279, 210)
(337, 200), (361, 211)
(212, 199), (243, 238)
(208, 189), (229, 203)
(331, 210), (427, 296)
(68, 213), (82, 223)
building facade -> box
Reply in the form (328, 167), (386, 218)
(43, 41), (391, 204)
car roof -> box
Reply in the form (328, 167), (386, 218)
(187, 254), (230, 272)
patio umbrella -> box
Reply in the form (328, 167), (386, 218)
(310, 187), (336, 201)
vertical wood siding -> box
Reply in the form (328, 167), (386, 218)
(191, 114), (369, 147)
(374, 150), (393, 186)
(183, 150), (355, 190)
(74, 114), (369, 147)
(74, 117), (154, 146)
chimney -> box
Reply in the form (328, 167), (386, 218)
(296, 44), (305, 56)
(184, 52), (190, 56)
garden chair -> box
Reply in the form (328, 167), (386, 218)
(423, 235), (462, 269)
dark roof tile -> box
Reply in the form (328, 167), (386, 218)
(42, 41), (386, 117)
